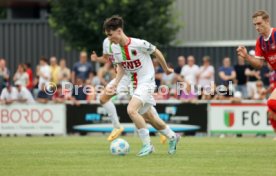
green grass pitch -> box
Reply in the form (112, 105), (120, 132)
(0, 136), (275, 176)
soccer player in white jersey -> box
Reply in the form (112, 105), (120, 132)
(103, 15), (180, 156)
(91, 38), (168, 144)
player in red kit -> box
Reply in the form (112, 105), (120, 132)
(237, 10), (276, 139)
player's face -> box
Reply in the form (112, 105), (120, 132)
(253, 16), (270, 35)
(105, 29), (121, 44)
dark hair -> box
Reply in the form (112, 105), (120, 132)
(40, 56), (48, 63)
(103, 15), (124, 32)
(92, 71), (97, 75)
(24, 63), (32, 68)
(56, 84), (62, 89)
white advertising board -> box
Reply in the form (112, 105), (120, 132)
(209, 103), (274, 134)
(0, 104), (66, 135)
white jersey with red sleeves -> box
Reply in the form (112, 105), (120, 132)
(111, 37), (156, 87)
(255, 28), (276, 70)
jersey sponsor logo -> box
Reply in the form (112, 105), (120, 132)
(121, 59), (142, 71)
(131, 49), (137, 56)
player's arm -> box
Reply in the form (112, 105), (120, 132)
(237, 46), (264, 70)
(113, 64), (125, 87)
(91, 51), (109, 63)
(97, 67), (108, 86)
(153, 49), (174, 75)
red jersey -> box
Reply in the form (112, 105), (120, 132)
(255, 28), (276, 70)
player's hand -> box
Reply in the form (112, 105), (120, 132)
(164, 68), (174, 75)
(236, 46), (248, 58)
(91, 51), (98, 62)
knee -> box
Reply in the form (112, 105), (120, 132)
(127, 106), (138, 118)
(143, 114), (150, 122)
(144, 118), (150, 123)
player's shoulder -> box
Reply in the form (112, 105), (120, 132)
(256, 35), (263, 41)
(129, 37), (150, 46)
(103, 38), (110, 46)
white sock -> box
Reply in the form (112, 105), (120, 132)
(137, 128), (151, 145)
(102, 101), (121, 129)
(159, 126), (176, 141)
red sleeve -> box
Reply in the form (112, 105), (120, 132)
(255, 37), (264, 58)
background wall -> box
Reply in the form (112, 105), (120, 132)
(173, 0), (276, 46)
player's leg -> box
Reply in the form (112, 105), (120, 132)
(127, 96), (154, 156)
(100, 80), (123, 141)
(140, 106), (166, 144)
(267, 89), (276, 139)
(141, 106), (180, 154)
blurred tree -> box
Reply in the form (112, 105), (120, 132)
(0, 8), (7, 19)
(48, 0), (180, 52)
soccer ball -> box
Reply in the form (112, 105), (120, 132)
(110, 138), (130, 156)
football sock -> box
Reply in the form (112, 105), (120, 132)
(102, 100), (121, 129)
(137, 128), (151, 145)
(159, 126), (177, 141)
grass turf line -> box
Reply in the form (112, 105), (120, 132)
(0, 136), (275, 176)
